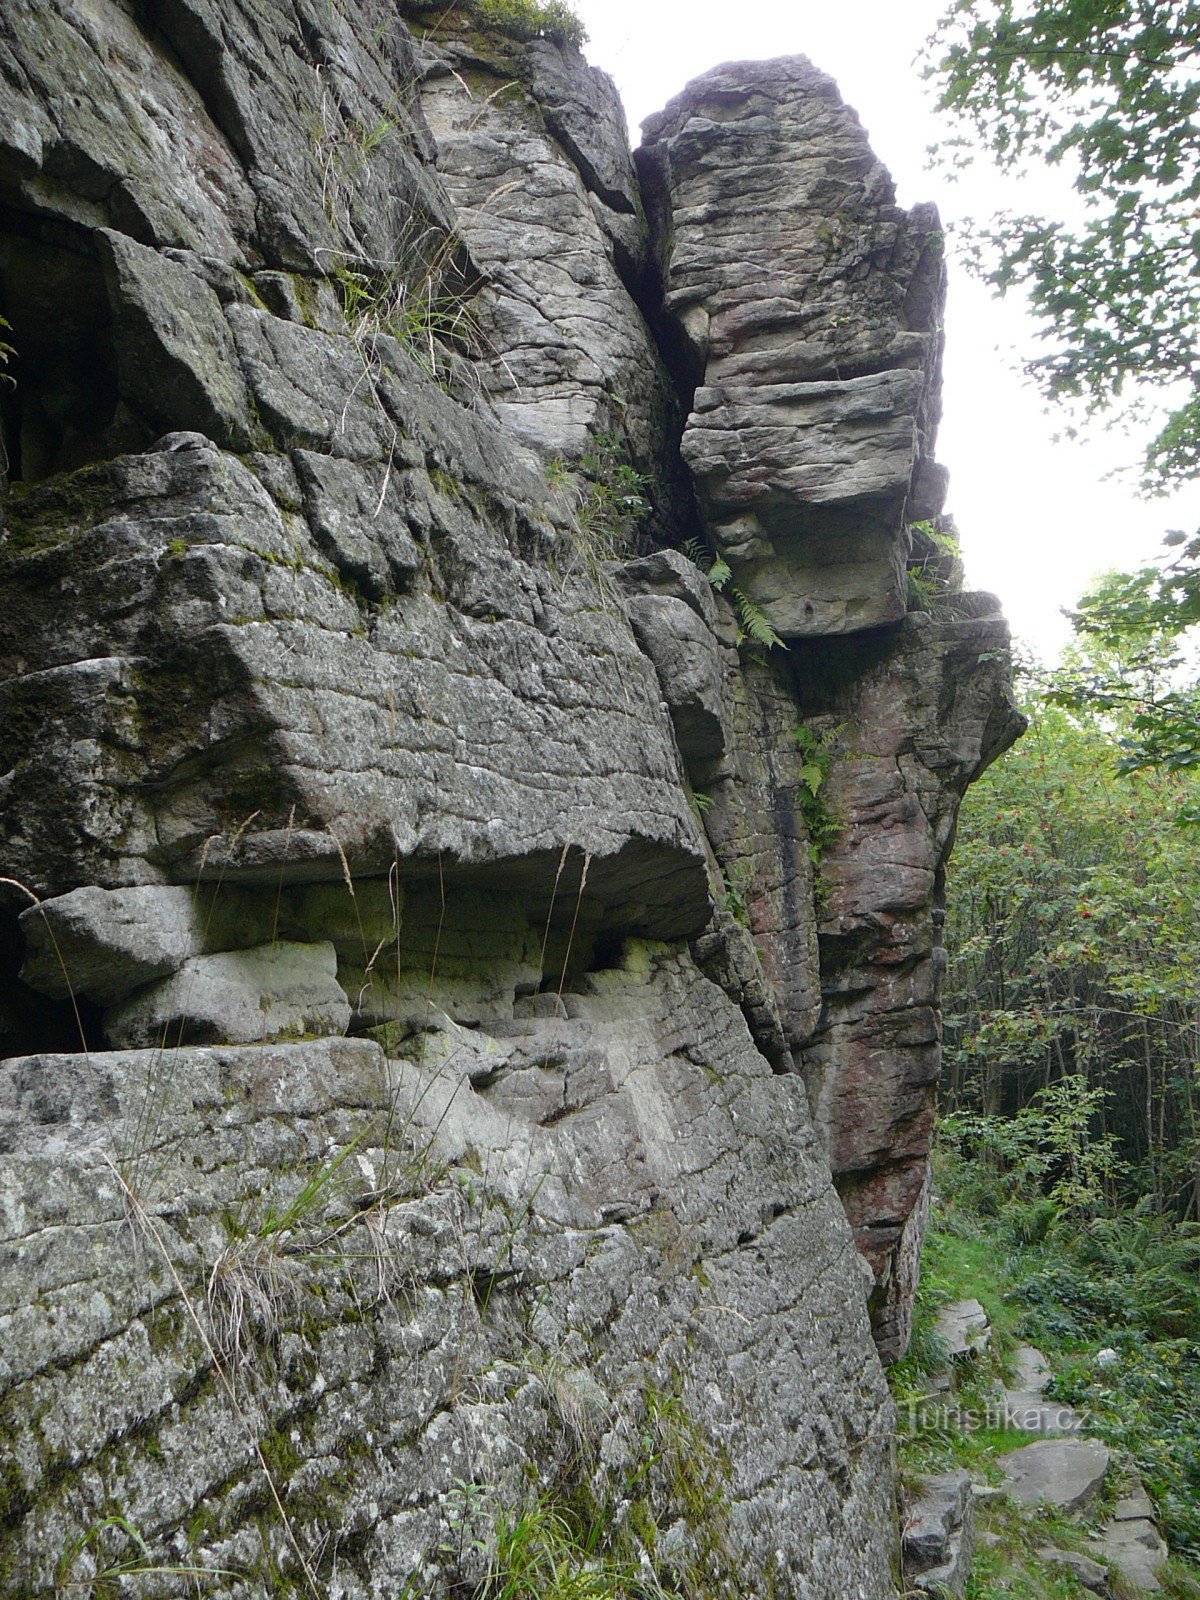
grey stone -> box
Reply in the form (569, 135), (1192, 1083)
(0, 949), (898, 1597)
(292, 449), (423, 600)
(1002, 1395), (1084, 1436)
(640, 56), (946, 639)
(415, 35), (672, 469)
(1000, 1438), (1111, 1513)
(0, 442), (708, 939)
(903, 1469), (973, 1597)
(613, 548), (721, 632)
(0, 6), (1026, 1593)
(1100, 1519), (1166, 1592)
(524, 38), (643, 217)
(103, 941), (351, 1047)
(1013, 1342), (1052, 1392)
(19, 886), (203, 1005)
(1113, 1486), (1158, 1523)
(97, 231), (255, 449)
(1000, 1342), (1083, 1434)
(625, 594), (726, 763)
(690, 651), (826, 1062)
(1037, 1547), (1108, 1592)
(936, 1299), (991, 1360)
(1098, 1477), (1167, 1594)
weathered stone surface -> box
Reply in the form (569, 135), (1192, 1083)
(0, 948), (896, 1598)
(625, 593), (726, 763)
(1000, 1439), (1111, 1513)
(1101, 1518), (1166, 1592)
(0, 436), (707, 932)
(902, 1469), (974, 1597)
(1098, 1477), (1168, 1593)
(19, 886), (205, 1005)
(695, 650), (825, 1062)
(639, 56), (946, 638)
(1002, 1343), (1084, 1435)
(797, 613), (1026, 1357)
(411, 12), (672, 478)
(103, 940), (351, 1047)
(0, 6), (1024, 1592)
(97, 230), (255, 449)
(937, 1299), (991, 1361)
(1038, 1547), (1109, 1592)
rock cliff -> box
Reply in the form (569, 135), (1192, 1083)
(0, 4), (1023, 1596)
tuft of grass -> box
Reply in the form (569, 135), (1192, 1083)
(206, 1139), (360, 1364)
(486, 1497), (632, 1600)
(470, 0), (587, 48)
(571, 431), (649, 565)
(549, 431), (650, 586)
(54, 1513), (238, 1596)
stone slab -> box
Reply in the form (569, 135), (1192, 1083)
(1000, 1438), (1110, 1513)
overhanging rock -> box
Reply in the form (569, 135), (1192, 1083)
(0, 7), (1020, 1595)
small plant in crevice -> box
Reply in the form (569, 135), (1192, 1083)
(328, 226), (487, 397)
(574, 430), (649, 558)
(681, 537), (787, 652)
(422, 1372), (746, 1600)
(905, 518), (962, 617)
(0, 315), (15, 388)
(793, 723), (842, 867)
(719, 862), (752, 929)
(54, 1513), (238, 1597)
(307, 56), (511, 504)
(549, 430), (650, 581)
(206, 1140), (359, 1367)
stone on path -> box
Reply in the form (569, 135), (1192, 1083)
(1037, 1546), (1108, 1592)
(1100, 1519), (1166, 1593)
(937, 1298), (991, 1359)
(1000, 1438), (1110, 1513)
(1099, 1480), (1167, 1593)
(902, 1470), (974, 1598)
(1002, 1343), (1084, 1435)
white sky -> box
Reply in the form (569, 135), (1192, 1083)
(571, 0), (1200, 660)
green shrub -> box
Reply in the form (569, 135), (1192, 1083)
(471, 0), (587, 48)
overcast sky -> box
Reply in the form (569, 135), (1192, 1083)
(571, 0), (1200, 661)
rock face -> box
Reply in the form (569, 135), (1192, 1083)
(796, 617), (1023, 1359)
(0, 5), (1021, 1595)
(639, 58), (948, 638)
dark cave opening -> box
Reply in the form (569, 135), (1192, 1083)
(0, 906), (106, 1062)
(0, 218), (139, 485)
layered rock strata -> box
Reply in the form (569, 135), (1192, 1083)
(639, 58), (949, 638)
(0, 4), (1021, 1595)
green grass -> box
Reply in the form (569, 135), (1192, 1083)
(964, 1497), (1120, 1599)
(894, 1141), (1200, 1590)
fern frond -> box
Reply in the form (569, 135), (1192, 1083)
(732, 587), (786, 651)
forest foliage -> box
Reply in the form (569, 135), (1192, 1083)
(939, 649), (1200, 1569)
(943, 658), (1200, 1213)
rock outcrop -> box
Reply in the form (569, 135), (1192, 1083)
(638, 58), (948, 638)
(0, 4), (1022, 1595)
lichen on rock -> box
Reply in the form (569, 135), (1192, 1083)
(0, 4), (1022, 1595)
